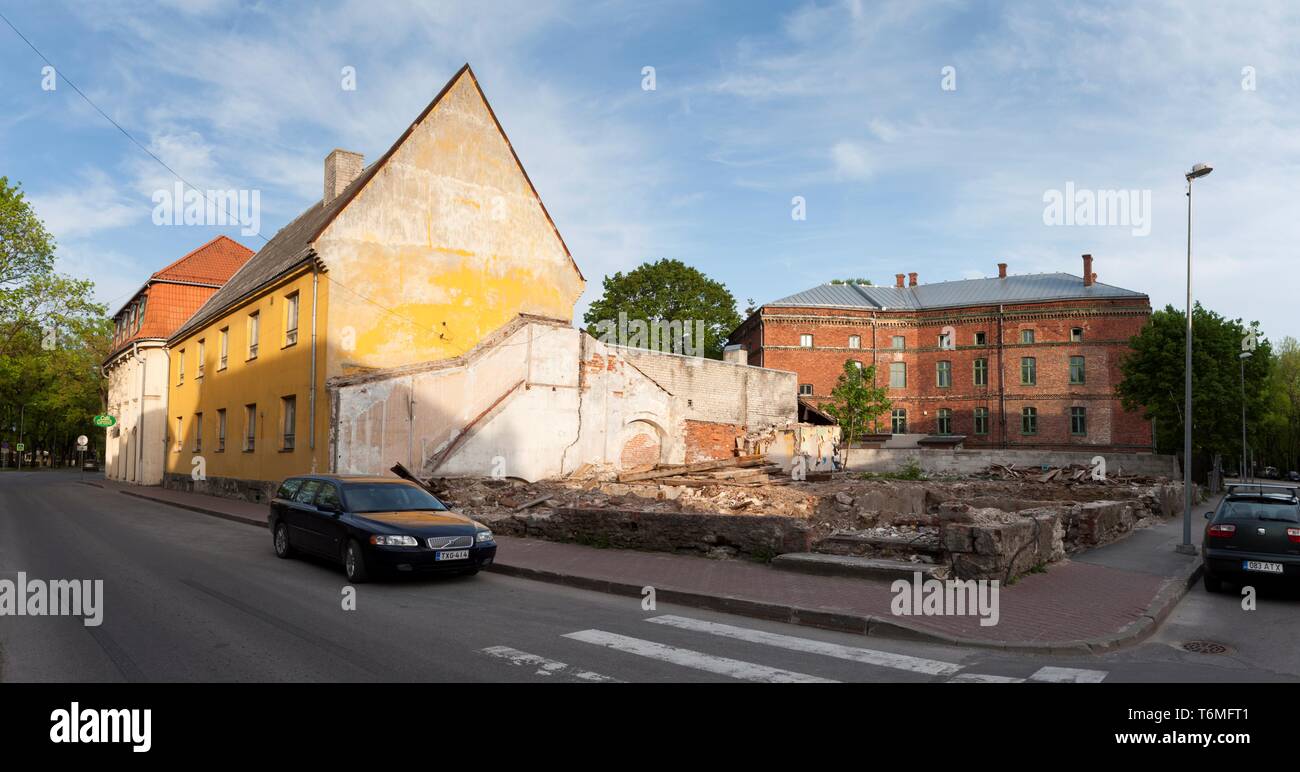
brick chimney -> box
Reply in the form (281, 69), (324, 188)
(1082, 254), (1094, 287)
(998, 262), (1007, 279)
(908, 272), (918, 287)
(895, 273), (906, 288)
(324, 149), (365, 205)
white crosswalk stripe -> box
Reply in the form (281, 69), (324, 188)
(947, 673), (1026, 683)
(1028, 666), (1108, 683)
(481, 614), (1111, 684)
(479, 645), (621, 682)
(563, 629), (837, 683)
(647, 614), (963, 676)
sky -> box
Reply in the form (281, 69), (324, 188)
(1, 0), (1298, 342)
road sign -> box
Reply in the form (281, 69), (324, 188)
(77, 434), (89, 450)
(93, 414), (116, 428)
(15, 443), (24, 452)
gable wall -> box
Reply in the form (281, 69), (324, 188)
(316, 72), (584, 380)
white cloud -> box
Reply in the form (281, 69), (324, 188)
(27, 169), (145, 240)
(830, 140), (873, 180)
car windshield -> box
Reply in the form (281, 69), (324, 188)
(1220, 497), (1300, 523)
(343, 483), (448, 513)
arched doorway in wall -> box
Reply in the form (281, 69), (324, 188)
(620, 418), (667, 468)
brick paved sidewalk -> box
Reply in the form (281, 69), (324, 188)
(91, 477), (1204, 652)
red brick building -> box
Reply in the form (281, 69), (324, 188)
(728, 255), (1154, 452)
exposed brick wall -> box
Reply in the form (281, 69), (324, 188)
(620, 429), (660, 467)
(684, 419), (744, 462)
(617, 347), (797, 427)
(742, 297), (1153, 451)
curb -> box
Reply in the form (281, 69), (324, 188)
(488, 553), (1206, 655)
(113, 485), (1204, 653)
(117, 489), (267, 529)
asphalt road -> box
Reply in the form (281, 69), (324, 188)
(1, 470), (1296, 683)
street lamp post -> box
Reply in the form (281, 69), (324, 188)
(1178, 163), (1213, 555)
(1240, 351), (1250, 482)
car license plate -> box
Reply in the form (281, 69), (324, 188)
(436, 550), (469, 561)
(1243, 560), (1284, 574)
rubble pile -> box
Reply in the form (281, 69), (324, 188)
(978, 462), (1167, 486)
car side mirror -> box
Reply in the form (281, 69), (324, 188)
(320, 502), (341, 514)
(1204, 511), (1214, 520)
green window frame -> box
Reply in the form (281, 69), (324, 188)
(1071, 406), (1087, 435)
(1021, 356), (1036, 385)
(1021, 406), (1038, 435)
(1069, 355), (1086, 385)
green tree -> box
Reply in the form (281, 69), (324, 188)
(0, 177), (109, 467)
(829, 278), (873, 285)
(1117, 303), (1272, 467)
(583, 259), (743, 359)
(823, 361), (891, 462)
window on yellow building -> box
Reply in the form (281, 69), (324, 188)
(197, 339), (205, 377)
(284, 292), (299, 347)
(194, 412), (203, 452)
(216, 409), (226, 452)
(178, 349), (185, 384)
(281, 395), (296, 451)
(219, 328), (229, 370)
(244, 404), (257, 451)
(248, 312), (260, 360)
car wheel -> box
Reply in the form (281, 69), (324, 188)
(344, 539), (370, 583)
(1203, 571), (1223, 593)
(273, 521), (295, 559)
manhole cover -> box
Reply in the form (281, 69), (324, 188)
(1181, 640), (1231, 655)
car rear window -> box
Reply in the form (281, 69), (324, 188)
(343, 483), (448, 513)
(294, 480), (322, 505)
(1220, 498), (1300, 523)
(277, 479), (303, 499)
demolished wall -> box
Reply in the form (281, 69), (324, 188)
(844, 448), (1178, 478)
(329, 317), (800, 482)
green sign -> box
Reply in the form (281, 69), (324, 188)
(15, 443), (24, 452)
(93, 414), (117, 428)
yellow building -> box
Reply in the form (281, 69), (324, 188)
(164, 64), (585, 499)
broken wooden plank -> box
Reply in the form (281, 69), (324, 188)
(512, 495), (554, 512)
(617, 454), (765, 483)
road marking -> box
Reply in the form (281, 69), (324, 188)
(1028, 666), (1108, 683)
(646, 615), (963, 676)
(479, 646), (620, 682)
(564, 629), (837, 683)
(946, 673), (1026, 683)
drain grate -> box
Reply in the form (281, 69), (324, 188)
(1181, 640), (1231, 655)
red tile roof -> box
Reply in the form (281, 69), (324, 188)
(151, 235), (254, 285)
(106, 236), (254, 362)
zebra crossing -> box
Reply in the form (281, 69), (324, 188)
(478, 614), (1110, 684)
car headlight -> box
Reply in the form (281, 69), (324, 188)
(476, 529), (494, 543)
(370, 535), (418, 547)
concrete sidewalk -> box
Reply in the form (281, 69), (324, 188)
(90, 477), (1205, 653)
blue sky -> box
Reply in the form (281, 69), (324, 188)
(2, 0), (1297, 340)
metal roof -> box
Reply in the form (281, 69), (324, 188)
(769, 273), (1146, 312)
